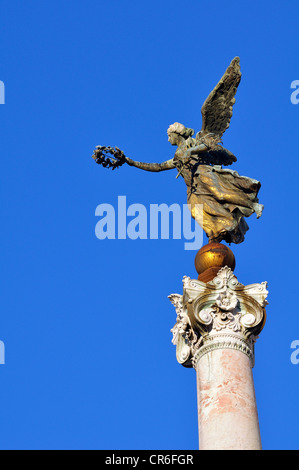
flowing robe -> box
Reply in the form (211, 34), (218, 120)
(180, 164), (263, 244)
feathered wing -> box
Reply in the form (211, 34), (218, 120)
(199, 57), (241, 143)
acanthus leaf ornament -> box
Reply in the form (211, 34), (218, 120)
(169, 293), (202, 368)
(169, 267), (268, 369)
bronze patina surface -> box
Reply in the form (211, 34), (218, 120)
(92, 57), (263, 245)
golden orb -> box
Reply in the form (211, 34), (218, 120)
(195, 242), (236, 282)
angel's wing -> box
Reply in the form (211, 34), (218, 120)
(199, 57), (241, 142)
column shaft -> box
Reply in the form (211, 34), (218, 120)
(196, 349), (262, 450)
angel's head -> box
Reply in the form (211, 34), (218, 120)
(167, 122), (194, 146)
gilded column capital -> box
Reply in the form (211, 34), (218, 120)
(169, 267), (268, 369)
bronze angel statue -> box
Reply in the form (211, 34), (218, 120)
(92, 57), (263, 244)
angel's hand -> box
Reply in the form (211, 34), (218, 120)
(179, 144), (208, 164)
(189, 143), (210, 155)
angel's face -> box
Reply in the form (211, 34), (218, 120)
(168, 132), (179, 146)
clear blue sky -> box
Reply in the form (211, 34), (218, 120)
(0, 0), (298, 450)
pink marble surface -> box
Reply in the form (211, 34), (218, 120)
(196, 349), (262, 450)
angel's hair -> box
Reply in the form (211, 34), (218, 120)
(167, 122), (195, 139)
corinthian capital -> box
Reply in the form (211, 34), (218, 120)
(169, 267), (268, 369)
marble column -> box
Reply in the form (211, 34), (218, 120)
(169, 266), (268, 450)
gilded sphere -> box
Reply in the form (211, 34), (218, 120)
(195, 242), (236, 275)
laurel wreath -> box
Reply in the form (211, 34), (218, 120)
(92, 146), (126, 170)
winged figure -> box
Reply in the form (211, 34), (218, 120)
(92, 57), (263, 244)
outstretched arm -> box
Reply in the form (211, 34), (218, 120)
(92, 145), (175, 172)
(125, 156), (175, 172)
